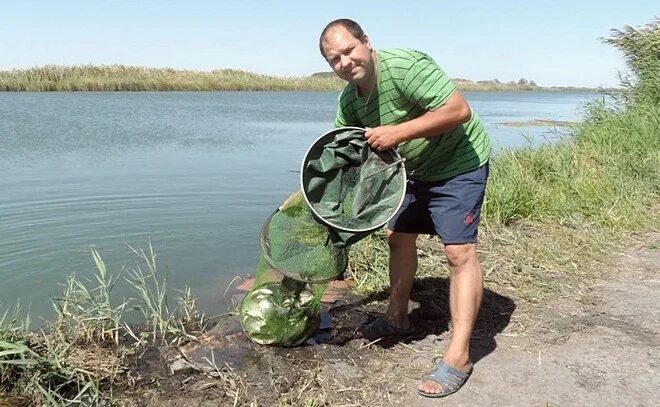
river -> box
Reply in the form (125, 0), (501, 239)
(0, 90), (600, 320)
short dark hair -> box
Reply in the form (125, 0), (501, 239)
(319, 18), (366, 58)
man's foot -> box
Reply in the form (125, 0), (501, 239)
(417, 359), (473, 398)
(357, 317), (413, 340)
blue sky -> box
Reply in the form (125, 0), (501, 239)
(1, 1), (657, 87)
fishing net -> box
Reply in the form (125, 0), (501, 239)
(301, 127), (406, 245)
(239, 127), (406, 347)
(239, 275), (324, 347)
(260, 191), (348, 283)
(239, 191), (345, 346)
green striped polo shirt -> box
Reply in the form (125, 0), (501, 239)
(335, 48), (490, 181)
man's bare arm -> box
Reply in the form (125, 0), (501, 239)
(365, 91), (472, 151)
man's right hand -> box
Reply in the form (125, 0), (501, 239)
(365, 125), (403, 151)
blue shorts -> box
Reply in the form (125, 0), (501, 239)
(387, 163), (489, 244)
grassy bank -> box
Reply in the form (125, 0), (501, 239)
(500, 119), (577, 127)
(0, 245), (207, 406)
(0, 19), (657, 406)
(0, 65), (596, 92)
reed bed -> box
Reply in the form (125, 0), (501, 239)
(0, 65), (344, 91)
(0, 65), (590, 92)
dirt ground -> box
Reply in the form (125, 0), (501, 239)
(121, 234), (659, 407)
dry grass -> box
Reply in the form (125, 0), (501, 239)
(347, 216), (643, 306)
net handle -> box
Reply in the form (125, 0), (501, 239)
(362, 157), (406, 180)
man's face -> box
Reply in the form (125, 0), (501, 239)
(321, 26), (374, 86)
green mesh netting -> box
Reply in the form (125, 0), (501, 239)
(239, 191), (343, 346)
(239, 127), (406, 347)
(260, 191), (348, 283)
(301, 127), (406, 245)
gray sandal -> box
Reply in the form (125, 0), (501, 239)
(418, 359), (473, 398)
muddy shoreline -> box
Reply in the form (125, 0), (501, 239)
(103, 234), (659, 406)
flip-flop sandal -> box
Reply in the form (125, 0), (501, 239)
(358, 317), (414, 340)
(418, 359), (473, 398)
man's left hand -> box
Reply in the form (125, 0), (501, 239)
(364, 125), (402, 151)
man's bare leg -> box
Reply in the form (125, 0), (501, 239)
(383, 229), (419, 328)
(418, 243), (483, 395)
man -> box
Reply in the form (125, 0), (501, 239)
(319, 19), (491, 398)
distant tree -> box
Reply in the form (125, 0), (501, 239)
(517, 78), (529, 86)
(530, 80), (537, 87)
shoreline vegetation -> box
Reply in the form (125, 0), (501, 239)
(500, 119), (578, 127)
(1, 19), (658, 406)
(0, 65), (601, 92)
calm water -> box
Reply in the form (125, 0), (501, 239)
(0, 91), (598, 320)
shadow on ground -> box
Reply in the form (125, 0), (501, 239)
(326, 276), (516, 364)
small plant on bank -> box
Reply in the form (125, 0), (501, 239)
(124, 242), (206, 345)
(124, 242), (178, 344)
(54, 249), (126, 345)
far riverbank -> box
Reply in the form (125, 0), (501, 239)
(0, 65), (602, 92)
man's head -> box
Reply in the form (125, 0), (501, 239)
(319, 19), (376, 88)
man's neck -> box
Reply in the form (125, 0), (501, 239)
(356, 80), (374, 97)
